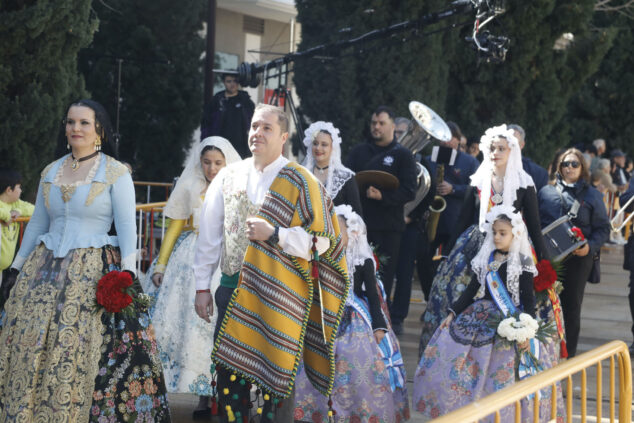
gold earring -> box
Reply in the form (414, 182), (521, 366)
(95, 136), (102, 151)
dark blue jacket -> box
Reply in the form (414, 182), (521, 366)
(538, 177), (610, 255)
(522, 157), (548, 192)
(426, 150), (480, 238)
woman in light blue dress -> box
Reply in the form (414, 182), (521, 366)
(0, 99), (170, 422)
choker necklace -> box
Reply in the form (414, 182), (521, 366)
(315, 165), (329, 176)
(70, 151), (99, 171)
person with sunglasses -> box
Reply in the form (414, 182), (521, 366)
(538, 147), (610, 357)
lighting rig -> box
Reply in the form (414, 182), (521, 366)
(218, 0), (509, 149)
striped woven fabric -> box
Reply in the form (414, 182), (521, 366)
(211, 162), (349, 398)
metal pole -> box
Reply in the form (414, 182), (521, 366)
(204, 0), (217, 106)
(115, 58), (123, 156)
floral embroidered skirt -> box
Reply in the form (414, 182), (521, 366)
(141, 231), (217, 395)
(418, 225), (485, 357)
(413, 300), (564, 422)
(293, 305), (408, 423)
(0, 244), (171, 422)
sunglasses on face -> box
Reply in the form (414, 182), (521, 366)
(561, 161), (580, 169)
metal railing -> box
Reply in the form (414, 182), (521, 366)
(134, 202), (167, 276)
(432, 340), (632, 423)
(133, 181), (173, 203)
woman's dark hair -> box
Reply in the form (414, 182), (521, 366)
(556, 148), (590, 183)
(200, 145), (224, 158)
(547, 147), (567, 183)
(0, 168), (21, 194)
(55, 99), (117, 158)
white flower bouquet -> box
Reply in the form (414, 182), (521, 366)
(497, 313), (539, 343)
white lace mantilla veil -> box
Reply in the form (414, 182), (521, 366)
(334, 204), (376, 307)
(302, 121), (355, 199)
(471, 205), (537, 305)
(163, 136), (241, 220)
(469, 124), (535, 231)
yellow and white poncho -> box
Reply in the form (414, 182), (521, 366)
(211, 162), (349, 399)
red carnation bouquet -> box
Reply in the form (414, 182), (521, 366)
(570, 226), (585, 242)
(533, 259), (559, 292)
(95, 270), (150, 315)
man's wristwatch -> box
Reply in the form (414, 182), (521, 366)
(268, 226), (280, 244)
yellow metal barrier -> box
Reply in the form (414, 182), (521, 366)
(133, 181), (173, 202)
(136, 201), (167, 212)
(432, 340), (632, 423)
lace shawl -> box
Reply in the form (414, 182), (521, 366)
(471, 205), (537, 305)
(469, 124), (535, 230)
(302, 121), (355, 199)
(163, 137), (240, 219)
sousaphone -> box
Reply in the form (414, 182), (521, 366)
(401, 101), (452, 217)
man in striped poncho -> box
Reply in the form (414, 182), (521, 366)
(193, 104), (348, 422)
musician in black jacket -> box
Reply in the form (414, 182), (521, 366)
(391, 144), (437, 334)
(345, 106), (417, 305)
(538, 148), (610, 357)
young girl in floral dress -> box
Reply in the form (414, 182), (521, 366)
(294, 205), (409, 423)
(413, 205), (563, 422)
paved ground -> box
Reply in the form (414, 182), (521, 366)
(168, 244), (634, 422)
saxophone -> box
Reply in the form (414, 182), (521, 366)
(426, 163), (447, 242)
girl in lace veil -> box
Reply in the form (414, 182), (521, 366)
(419, 124), (551, 357)
(293, 204), (410, 422)
(470, 205), (537, 305)
(414, 205), (564, 421)
(302, 121), (363, 216)
(163, 136), (241, 221)
(143, 136), (240, 419)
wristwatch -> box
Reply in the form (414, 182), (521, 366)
(268, 226), (280, 244)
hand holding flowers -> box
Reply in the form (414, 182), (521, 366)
(497, 313), (539, 343)
(95, 270), (151, 316)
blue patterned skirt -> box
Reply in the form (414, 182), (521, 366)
(413, 300), (564, 422)
(418, 225), (485, 357)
